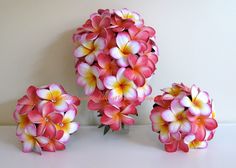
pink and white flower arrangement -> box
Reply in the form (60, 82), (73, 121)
(13, 84), (80, 154)
(150, 83), (218, 152)
(73, 8), (158, 134)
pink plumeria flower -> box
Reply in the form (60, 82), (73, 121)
(56, 107), (80, 143)
(20, 124), (49, 155)
(189, 114), (218, 141)
(37, 84), (70, 112)
(162, 83), (190, 100)
(28, 102), (63, 136)
(180, 85), (211, 116)
(14, 110), (32, 136)
(104, 68), (137, 104)
(150, 107), (170, 143)
(77, 63), (104, 95)
(162, 99), (191, 133)
(74, 36), (106, 64)
(17, 86), (39, 115)
(88, 89), (108, 112)
(164, 133), (189, 153)
(42, 130), (65, 152)
(114, 8), (143, 26)
(137, 83), (152, 102)
(110, 32), (141, 67)
(101, 105), (135, 131)
(124, 55), (152, 87)
(184, 134), (208, 149)
(110, 13), (134, 32)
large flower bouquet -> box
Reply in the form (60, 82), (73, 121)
(14, 84), (80, 154)
(150, 83), (218, 152)
(73, 8), (158, 134)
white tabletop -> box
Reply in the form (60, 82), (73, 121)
(0, 124), (235, 168)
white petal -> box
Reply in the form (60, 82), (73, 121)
(171, 99), (185, 114)
(180, 121), (191, 132)
(191, 85), (199, 100)
(161, 110), (176, 122)
(169, 121), (181, 133)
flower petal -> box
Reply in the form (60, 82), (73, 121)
(116, 32), (130, 49)
(36, 89), (52, 100)
(164, 142), (178, 152)
(117, 57), (129, 67)
(28, 109), (43, 123)
(74, 46), (90, 57)
(110, 47), (124, 59)
(191, 85), (199, 100)
(189, 106), (200, 116)
(77, 63), (90, 76)
(121, 114), (135, 125)
(68, 122), (80, 134)
(169, 121), (181, 133)
(171, 99), (185, 114)
(48, 113), (63, 124)
(49, 84), (62, 98)
(85, 53), (95, 64)
(204, 118), (218, 130)
(104, 76), (117, 89)
(200, 103), (211, 116)
(64, 109), (76, 122)
(125, 41), (140, 54)
(94, 38), (106, 49)
(196, 91), (209, 103)
(180, 120), (191, 133)
(36, 136), (49, 145)
(84, 85), (96, 95)
(180, 96), (192, 107)
(124, 88), (137, 100)
(161, 110), (175, 122)
(108, 89), (123, 103)
(54, 99), (68, 112)
(23, 140), (34, 153)
(104, 105), (119, 118)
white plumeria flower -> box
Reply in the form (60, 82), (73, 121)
(161, 99), (191, 133)
(104, 68), (137, 104)
(180, 85), (211, 116)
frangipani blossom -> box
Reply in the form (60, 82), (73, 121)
(162, 99), (191, 133)
(74, 36), (106, 64)
(101, 105), (135, 131)
(43, 130), (65, 152)
(20, 124), (49, 155)
(110, 32), (140, 67)
(114, 8), (143, 26)
(150, 83), (217, 152)
(77, 63), (104, 95)
(14, 111), (32, 136)
(56, 108), (80, 143)
(37, 84), (70, 112)
(124, 55), (152, 87)
(104, 68), (137, 103)
(28, 102), (63, 137)
(180, 85), (211, 116)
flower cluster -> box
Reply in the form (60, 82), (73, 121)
(13, 84), (80, 154)
(73, 8), (158, 133)
(150, 83), (218, 152)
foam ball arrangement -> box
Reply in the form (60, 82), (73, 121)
(150, 83), (218, 152)
(73, 8), (158, 134)
(13, 84), (80, 154)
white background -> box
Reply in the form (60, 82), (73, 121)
(0, 0), (235, 125)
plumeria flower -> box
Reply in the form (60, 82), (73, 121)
(162, 99), (191, 133)
(37, 84), (70, 112)
(17, 86), (38, 115)
(137, 83), (152, 102)
(97, 53), (118, 78)
(110, 32), (140, 67)
(184, 134), (208, 149)
(104, 68), (137, 104)
(56, 107), (80, 143)
(189, 114), (218, 141)
(42, 130), (65, 152)
(101, 105), (135, 131)
(164, 133), (189, 153)
(88, 89), (108, 112)
(162, 83), (189, 100)
(28, 102), (63, 136)
(74, 36), (106, 64)
(77, 63), (104, 95)
(124, 55), (152, 87)
(150, 107), (170, 143)
(180, 85), (211, 116)
(14, 110), (32, 136)
(110, 13), (134, 32)
(20, 124), (49, 155)
(114, 8), (143, 26)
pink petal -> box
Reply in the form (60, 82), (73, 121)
(19, 105), (33, 115)
(122, 105), (136, 115)
(97, 53), (110, 68)
(104, 105), (119, 118)
(200, 103), (211, 116)
(171, 99), (185, 114)
(117, 67), (126, 82)
(48, 113), (63, 124)
(108, 89), (123, 104)
(204, 118), (218, 130)
(74, 46), (90, 57)
(43, 143), (55, 152)
(42, 102), (54, 117)
(116, 32), (130, 49)
(191, 85), (199, 100)
(18, 95), (30, 105)
(26, 124), (37, 136)
(196, 91), (209, 103)
(23, 140), (34, 153)
(104, 76), (117, 89)
(77, 76), (86, 86)
(161, 110), (175, 122)
(124, 88), (137, 100)
(180, 96), (192, 107)
(121, 115), (135, 125)
(94, 38), (106, 49)
(127, 54), (137, 68)
(169, 121), (181, 133)
(110, 47), (124, 59)
(44, 123), (56, 139)
(110, 120), (121, 131)
(68, 122), (79, 134)
(88, 100), (102, 110)
(179, 140), (189, 152)
(54, 141), (65, 151)
(180, 120), (191, 133)
(133, 73), (145, 87)
(164, 141), (178, 152)
(36, 89), (51, 100)
(139, 66), (152, 78)
(125, 41), (140, 54)
(195, 125), (206, 141)
(124, 68), (136, 81)
(101, 115), (113, 125)
(37, 123), (46, 136)
(28, 109), (43, 123)
(117, 57), (129, 67)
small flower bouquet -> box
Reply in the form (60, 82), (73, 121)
(150, 83), (218, 152)
(73, 8), (158, 134)
(13, 84), (80, 154)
